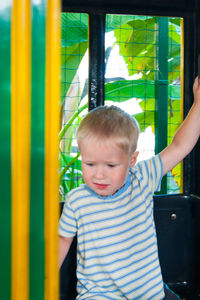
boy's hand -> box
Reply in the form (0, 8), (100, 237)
(160, 76), (200, 175)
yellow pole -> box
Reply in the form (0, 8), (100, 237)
(45, 0), (61, 299)
(11, 0), (31, 299)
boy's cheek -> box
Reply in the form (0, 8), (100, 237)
(82, 169), (90, 183)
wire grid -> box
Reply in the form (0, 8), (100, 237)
(105, 15), (158, 157)
(105, 15), (182, 194)
(60, 13), (88, 199)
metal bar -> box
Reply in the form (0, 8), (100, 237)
(88, 13), (105, 110)
(62, 0), (195, 17)
(45, 0), (61, 299)
(30, 1), (46, 299)
(0, 2), (12, 299)
(155, 17), (169, 194)
(11, 0), (31, 299)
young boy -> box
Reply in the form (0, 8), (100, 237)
(59, 76), (200, 299)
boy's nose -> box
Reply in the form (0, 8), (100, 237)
(95, 166), (105, 179)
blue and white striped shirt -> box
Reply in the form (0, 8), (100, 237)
(59, 155), (165, 299)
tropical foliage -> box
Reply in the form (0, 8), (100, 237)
(60, 13), (182, 198)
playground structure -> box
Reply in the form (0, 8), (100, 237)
(1, 0), (200, 300)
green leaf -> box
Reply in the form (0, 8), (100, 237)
(105, 79), (155, 101)
(105, 79), (181, 102)
(106, 15), (154, 32)
(60, 153), (81, 179)
(61, 42), (88, 99)
(61, 13), (88, 47)
(59, 103), (88, 140)
(167, 98), (182, 144)
(113, 18), (156, 77)
(134, 111), (155, 132)
(169, 24), (181, 45)
(60, 13), (88, 98)
(168, 84), (181, 99)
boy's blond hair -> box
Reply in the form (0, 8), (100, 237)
(77, 105), (140, 155)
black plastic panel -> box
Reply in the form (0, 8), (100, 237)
(154, 194), (200, 299)
(59, 195), (200, 300)
(62, 0), (198, 16)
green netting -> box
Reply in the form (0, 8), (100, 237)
(60, 13), (88, 199)
(105, 15), (182, 194)
(60, 13), (183, 195)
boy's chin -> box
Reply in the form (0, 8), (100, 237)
(96, 189), (119, 197)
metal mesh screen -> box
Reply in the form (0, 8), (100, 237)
(60, 13), (183, 195)
(60, 13), (88, 200)
(105, 15), (183, 194)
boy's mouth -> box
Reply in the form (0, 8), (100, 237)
(94, 183), (109, 189)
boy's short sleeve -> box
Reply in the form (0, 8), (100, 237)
(147, 154), (163, 193)
(59, 196), (77, 238)
(135, 154), (163, 194)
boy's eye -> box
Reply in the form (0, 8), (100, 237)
(86, 163), (94, 167)
(108, 164), (116, 168)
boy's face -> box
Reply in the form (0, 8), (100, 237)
(79, 138), (138, 197)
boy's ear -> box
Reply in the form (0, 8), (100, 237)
(130, 151), (139, 167)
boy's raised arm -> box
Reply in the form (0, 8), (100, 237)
(160, 76), (200, 176)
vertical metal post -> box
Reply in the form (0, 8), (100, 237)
(30, 1), (46, 299)
(155, 17), (169, 194)
(45, 0), (61, 299)
(11, 0), (31, 298)
(0, 2), (12, 299)
(88, 13), (105, 110)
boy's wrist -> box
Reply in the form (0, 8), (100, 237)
(192, 100), (200, 111)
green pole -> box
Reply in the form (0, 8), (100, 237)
(30, 1), (46, 299)
(155, 17), (169, 194)
(0, 3), (12, 299)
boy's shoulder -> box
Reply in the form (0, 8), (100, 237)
(66, 183), (87, 199)
(64, 183), (96, 206)
(130, 154), (163, 187)
(134, 154), (162, 171)
(61, 184), (87, 211)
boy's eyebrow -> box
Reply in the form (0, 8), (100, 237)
(82, 159), (95, 163)
(82, 159), (93, 162)
(105, 160), (120, 164)
(82, 159), (120, 163)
